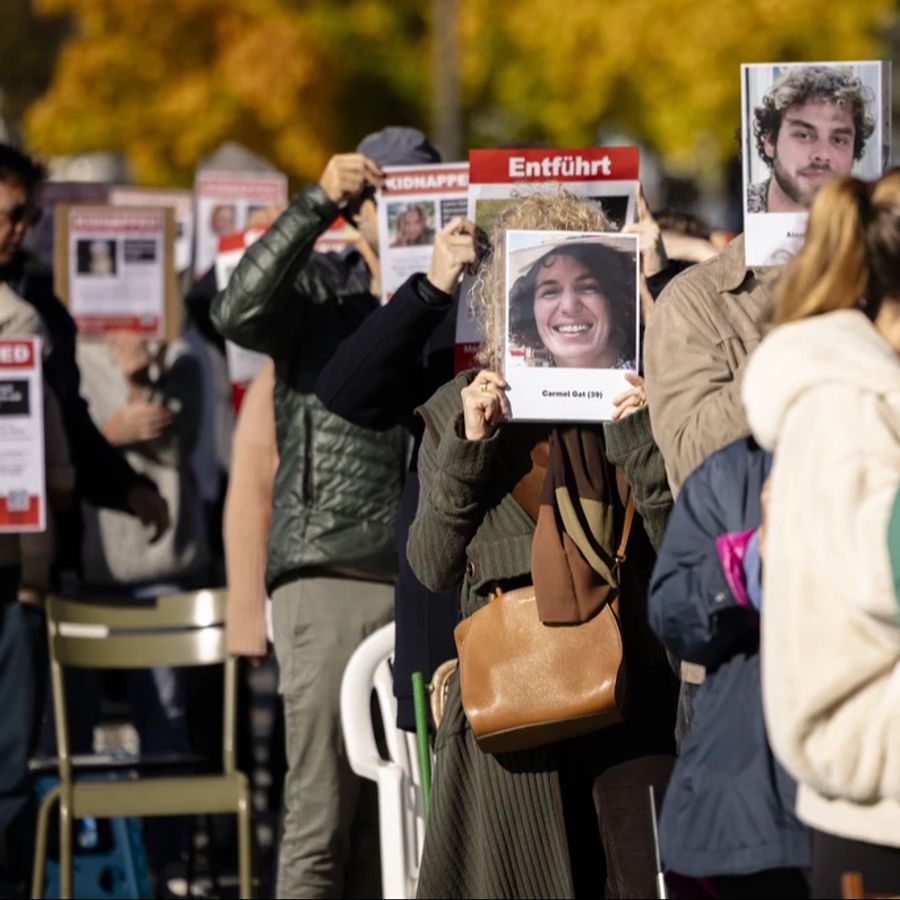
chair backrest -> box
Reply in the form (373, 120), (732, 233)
(340, 622), (426, 900)
(45, 590), (237, 781)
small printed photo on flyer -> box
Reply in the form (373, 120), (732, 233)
(76, 238), (117, 277)
(388, 201), (437, 248)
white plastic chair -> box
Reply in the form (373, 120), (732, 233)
(340, 622), (426, 900)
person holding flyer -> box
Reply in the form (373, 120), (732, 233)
(407, 191), (677, 899)
(212, 126), (449, 899)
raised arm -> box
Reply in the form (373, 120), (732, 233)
(212, 154), (383, 357)
(407, 371), (505, 592)
(315, 217), (474, 430)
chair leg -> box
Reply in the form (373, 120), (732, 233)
(59, 793), (74, 899)
(31, 786), (61, 900)
(237, 792), (253, 899)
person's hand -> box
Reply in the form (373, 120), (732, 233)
(623, 184), (668, 279)
(107, 331), (151, 378)
(103, 401), (173, 446)
(611, 372), (647, 421)
(461, 370), (509, 440)
(126, 484), (171, 544)
(427, 217), (478, 294)
(318, 154), (384, 206)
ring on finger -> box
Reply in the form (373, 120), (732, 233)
(480, 381), (490, 393)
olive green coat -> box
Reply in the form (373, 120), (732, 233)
(407, 371), (673, 898)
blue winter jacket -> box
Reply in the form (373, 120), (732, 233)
(648, 437), (810, 877)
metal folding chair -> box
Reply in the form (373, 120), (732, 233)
(31, 589), (253, 899)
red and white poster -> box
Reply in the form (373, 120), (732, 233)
(215, 229), (270, 412)
(64, 206), (171, 337)
(194, 171), (288, 277)
(376, 163), (469, 303)
(111, 186), (194, 273)
(456, 147), (640, 373)
(0, 338), (45, 532)
(313, 215), (357, 255)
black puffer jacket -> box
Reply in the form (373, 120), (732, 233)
(211, 183), (407, 590)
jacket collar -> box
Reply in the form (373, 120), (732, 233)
(716, 233), (781, 294)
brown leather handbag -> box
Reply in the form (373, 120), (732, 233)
(453, 496), (634, 754)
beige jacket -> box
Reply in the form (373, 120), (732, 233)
(744, 310), (900, 847)
(644, 235), (777, 496)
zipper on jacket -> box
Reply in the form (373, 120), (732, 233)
(302, 407), (314, 504)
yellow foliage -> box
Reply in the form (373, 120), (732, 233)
(24, 0), (896, 186)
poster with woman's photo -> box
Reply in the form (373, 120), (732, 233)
(376, 163), (469, 303)
(456, 147), (640, 373)
(55, 205), (179, 339)
(503, 230), (639, 422)
(741, 60), (890, 266)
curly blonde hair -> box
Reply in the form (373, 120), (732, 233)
(470, 189), (613, 370)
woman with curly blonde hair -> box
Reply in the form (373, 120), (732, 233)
(408, 191), (677, 898)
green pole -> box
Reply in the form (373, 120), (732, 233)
(411, 671), (432, 817)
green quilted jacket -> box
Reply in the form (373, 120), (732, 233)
(211, 183), (406, 590)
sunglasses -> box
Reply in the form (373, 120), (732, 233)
(0, 203), (42, 227)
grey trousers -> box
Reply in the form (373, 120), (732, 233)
(272, 575), (393, 899)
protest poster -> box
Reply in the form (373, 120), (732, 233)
(502, 230), (639, 422)
(376, 163), (469, 303)
(0, 338), (44, 533)
(53, 205), (179, 340)
(24, 181), (110, 268)
(110, 186), (194, 273)
(193, 171), (288, 276)
(215, 229), (270, 411)
(313, 215), (358, 254)
(741, 60), (891, 266)
(457, 147), (640, 373)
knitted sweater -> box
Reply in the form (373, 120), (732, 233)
(407, 371), (672, 897)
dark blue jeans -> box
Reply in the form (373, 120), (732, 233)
(0, 567), (46, 897)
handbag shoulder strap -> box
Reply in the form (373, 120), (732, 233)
(615, 491), (635, 566)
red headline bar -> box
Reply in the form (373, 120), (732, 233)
(0, 340), (36, 369)
(469, 147), (639, 184)
(383, 166), (470, 195)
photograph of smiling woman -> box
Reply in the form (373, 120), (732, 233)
(507, 238), (637, 370)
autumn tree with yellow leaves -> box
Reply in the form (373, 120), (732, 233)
(23, 0), (897, 186)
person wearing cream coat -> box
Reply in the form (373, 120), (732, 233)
(742, 308), (900, 850)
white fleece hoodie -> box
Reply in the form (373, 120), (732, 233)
(743, 308), (900, 847)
